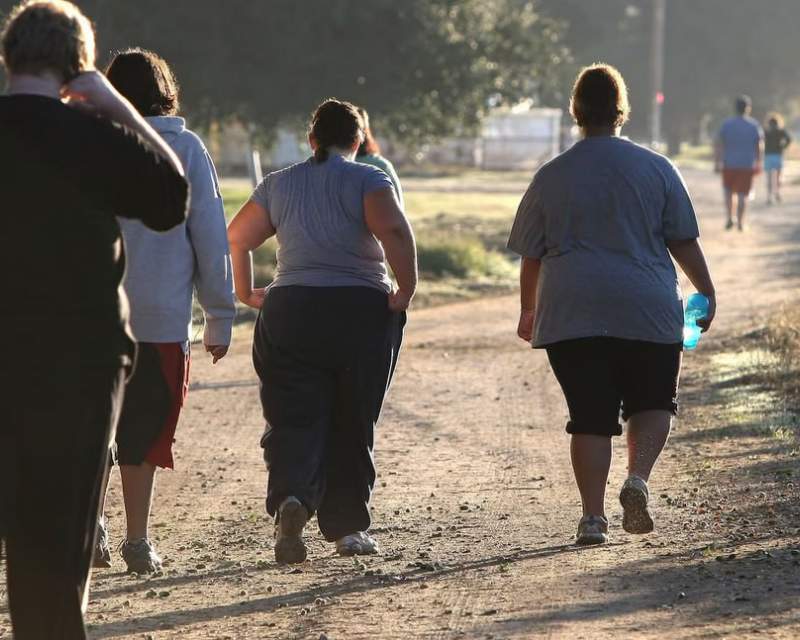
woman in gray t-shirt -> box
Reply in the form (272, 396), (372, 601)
(228, 99), (417, 564)
(508, 65), (716, 546)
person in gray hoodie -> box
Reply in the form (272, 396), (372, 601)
(94, 49), (235, 574)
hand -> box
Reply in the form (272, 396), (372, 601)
(388, 289), (413, 312)
(753, 162), (763, 175)
(240, 287), (267, 310)
(63, 71), (126, 119)
(517, 309), (535, 342)
(205, 344), (229, 364)
(697, 293), (716, 333)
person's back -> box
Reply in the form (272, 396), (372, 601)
(719, 115), (762, 169)
(0, 2), (187, 638)
(0, 95), (187, 364)
(764, 123), (791, 156)
(514, 135), (697, 346)
(256, 154), (393, 292)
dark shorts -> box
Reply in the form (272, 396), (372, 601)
(722, 168), (755, 194)
(546, 337), (682, 437)
(115, 342), (189, 469)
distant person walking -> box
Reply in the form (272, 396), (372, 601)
(0, 1), (187, 637)
(92, 49), (235, 575)
(228, 99), (417, 564)
(763, 112), (792, 205)
(356, 106), (404, 208)
(715, 95), (764, 230)
(508, 64), (716, 545)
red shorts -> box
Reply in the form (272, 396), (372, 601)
(722, 168), (755, 194)
(115, 343), (190, 469)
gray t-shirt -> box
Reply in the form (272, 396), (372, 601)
(507, 136), (699, 348)
(250, 154), (395, 292)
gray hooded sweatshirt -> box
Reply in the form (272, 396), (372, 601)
(119, 116), (235, 347)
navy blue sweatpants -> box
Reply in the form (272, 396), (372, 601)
(253, 286), (405, 541)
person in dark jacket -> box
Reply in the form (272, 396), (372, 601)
(0, 1), (187, 637)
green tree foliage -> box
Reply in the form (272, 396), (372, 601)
(538, 0), (800, 148)
(0, 0), (567, 143)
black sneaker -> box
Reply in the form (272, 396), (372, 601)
(274, 497), (308, 565)
(120, 538), (162, 574)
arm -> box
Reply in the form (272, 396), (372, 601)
(364, 188), (417, 312)
(755, 135), (764, 173)
(517, 257), (541, 342)
(64, 71), (183, 177)
(227, 200), (276, 310)
(64, 71), (188, 230)
(186, 148), (236, 363)
(667, 238), (716, 331)
(713, 137), (723, 173)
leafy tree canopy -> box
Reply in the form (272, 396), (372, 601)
(0, 0), (568, 143)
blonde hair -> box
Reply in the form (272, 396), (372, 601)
(1, 0), (95, 81)
(766, 111), (785, 129)
(569, 63), (630, 129)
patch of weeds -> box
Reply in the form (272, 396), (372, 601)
(417, 237), (514, 279)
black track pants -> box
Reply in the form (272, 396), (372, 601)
(253, 286), (405, 541)
(1, 362), (125, 639)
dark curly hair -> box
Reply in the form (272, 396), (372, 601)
(569, 63), (630, 130)
(105, 48), (179, 117)
(309, 98), (364, 163)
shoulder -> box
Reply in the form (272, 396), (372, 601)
(745, 117), (762, 132)
(345, 158), (392, 185)
(359, 154), (393, 173)
(269, 159), (310, 182)
(176, 127), (209, 155)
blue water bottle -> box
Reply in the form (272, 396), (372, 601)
(683, 293), (710, 350)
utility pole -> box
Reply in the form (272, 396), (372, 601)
(651, 0), (666, 149)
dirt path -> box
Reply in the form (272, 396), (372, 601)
(3, 170), (800, 639)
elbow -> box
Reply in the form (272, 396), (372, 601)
(145, 177), (189, 232)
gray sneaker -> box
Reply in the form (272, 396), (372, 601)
(120, 538), (162, 574)
(335, 531), (379, 556)
(576, 515), (609, 545)
(274, 497), (308, 565)
(620, 475), (654, 534)
(92, 517), (112, 568)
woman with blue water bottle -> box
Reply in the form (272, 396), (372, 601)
(509, 64), (716, 545)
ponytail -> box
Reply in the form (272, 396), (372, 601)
(309, 98), (363, 164)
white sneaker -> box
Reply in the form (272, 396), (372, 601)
(620, 475), (654, 534)
(274, 497), (308, 564)
(335, 531), (379, 556)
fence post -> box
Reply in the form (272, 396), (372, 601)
(247, 147), (263, 189)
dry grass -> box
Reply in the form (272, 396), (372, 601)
(763, 304), (800, 409)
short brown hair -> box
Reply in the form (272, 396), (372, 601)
(106, 49), (180, 117)
(569, 64), (630, 130)
(1, 0), (95, 81)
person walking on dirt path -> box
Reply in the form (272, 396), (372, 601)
(228, 99), (417, 564)
(356, 106), (404, 208)
(714, 95), (764, 231)
(91, 49), (235, 575)
(0, 1), (187, 636)
(763, 112), (792, 205)
(509, 64), (717, 546)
